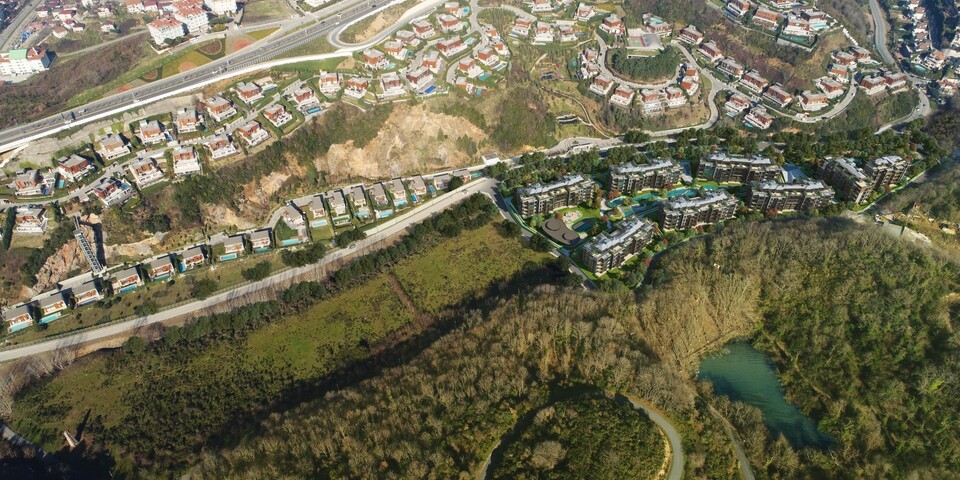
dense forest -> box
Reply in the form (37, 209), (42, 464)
(645, 217), (960, 478)
(490, 395), (665, 479)
(608, 47), (682, 82)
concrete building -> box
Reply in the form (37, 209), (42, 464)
(697, 153), (781, 184)
(609, 160), (682, 193)
(864, 155), (909, 191)
(0, 47), (52, 76)
(660, 190), (738, 230)
(746, 180), (835, 212)
(818, 157), (872, 204)
(580, 218), (656, 275)
(515, 174), (596, 217)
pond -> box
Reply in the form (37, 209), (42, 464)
(698, 342), (833, 449)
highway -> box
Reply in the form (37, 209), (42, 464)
(0, 0), (386, 152)
(0, 178), (499, 363)
(0, 0), (44, 51)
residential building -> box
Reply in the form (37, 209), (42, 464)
(726, 92), (752, 113)
(515, 174), (596, 217)
(457, 57), (483, 78)
(111, 266), (143, 293)
(318, 72), (340, 96)
(323, 190), (350, 225)
(173, 3), (208, 34)
(72, 281), (103, 307)
(609, 159), (682, 193)
(453, 169), (471, 184)
(203, 96), (237, 122)
(92, 177), (134, 206)
(13, 170), (48, 196)
(800, 9), (829, 29)
(307, 197), (328, 227)
(743, 106), (774, 129)
(580, 218), (656, 275)
(411, 19), (436, 38)
(832, 50), (857, 67)
(204, 134), (238, 159)
(660, 190), (738, 230)
(600, 14), (625, 36)
(345, 77), (370, 99)
(148, 255), (175, 280)
(138, 119), (165, 144)
(589, 75), (614, 96)
(437, 37), (467, 57)
(38, 292), (68, 323)
(362, 49), (388, 69)
(882, 72), (907, 90)
(347, 186), (370, 218)
(783, 14), (811, 36)
(406, 176), (428, 200)
(725, 0), (753, 17)
(575, 3), (594, 21)
(799, 91), (828, 111)
(236, 121), (270, 147)
(818, 157), (872, 204)
(147, 16), (185, 45)
(828, 63), (850, 82)
(531, 0), (553, 13)
(14, 206), (47, 234)
(698, 41), (723, 63)
(512, 17), (532, 36)
(643, 14), (672, 36)
(0, 47), (52, 76)
(476, 47), (499, 66)
(386, 178), (408, 207)
(383, 40), (405, 60)
(172, 147), (202, 176)
(681, 76), (700, 95)
(4, 304), (34, 333)
(664, 86), (686, 108)
(56, 155), (95, 182)
(128, 158), (165, 188)
(180, 246), (205, 271)
(752, 7), (781, 30)
(640, 89), (664, 114)
(698, 153), (781, 183)
(626, 29), (663, 51)
(421, 50), (443, 72)
(249, 229), (272, 252)
(740, 71), (768, 93)
(718, 57), (745, 78)
(859, 75), (886, 95)
(380, 72), (405, 97)
(763, 84), (793, 107)
(558, 25), (576, 43)
(368, 182), (389, 208)
(679, 25), (704, 45)
(864, 155), (909, 191)
(98, 133), (130, 161)
(816, 76), (844, 98)
(437, 13), (464, 33)
(204, 0), (237, 15)
(263, 104), (293, 127)
(535, 22), (554, 43)
(235, 82), (263, 104)
(746, 180), (834, 212)
(610, 85), (635, 107)
(432, 173), (452, 191)
(216, 235), (245, 262)
(176, 107), (202, 133)
(406, 67), (434, 89)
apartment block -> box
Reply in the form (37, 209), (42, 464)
(609, 160), (682, 193)
(863, 155), (909, 191)
(697, 153), (781, 183)
(515, 174), (596, 217)
(746, 180), (835, 212)
(660, 190), (738, 230)
(818, 157), (872, 204)
(580, 218), (656, 275)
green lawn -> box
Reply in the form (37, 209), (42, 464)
(393, 224), (552, 314)
(248, 27), (280, 41)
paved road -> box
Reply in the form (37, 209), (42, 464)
(622, 394), (685, 480)
(0, 0), (44, 51)
(877, 75), (932, 132)
(0, 0), (381, 152)
(327, 0), (447, 49)
(0, 177), (498, 363)
(868, 0), (896, 65)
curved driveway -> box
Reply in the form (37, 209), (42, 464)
(623, 394), (685, 480)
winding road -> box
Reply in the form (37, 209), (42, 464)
(868, 0), (896, 65)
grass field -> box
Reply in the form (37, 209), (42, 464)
(243, 0), (294, 23)
(11, 222), (549, 452)
(247, 27), (279, 41)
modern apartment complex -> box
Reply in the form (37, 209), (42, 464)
(745, 180), (835, 212)
(863, 155), (909, 191)
(515, 174), (596, 217)
(609, 160), (682, 193)
(580, 218), (656, 275)
(660, 190), (738, 230)
(698, 153), (781, 183)
(818, 157), (872, 204)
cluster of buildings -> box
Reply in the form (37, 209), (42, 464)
(1, 164), (482, 333)
(139, 0), (239, 46)
(582, 52), (699, 115)
(892, 0), (955, 74)
(723, 0), (833, 39)
(817, 155), (910, 204)
(514, 174), (597, 217)
(349, 1), (509, 99)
